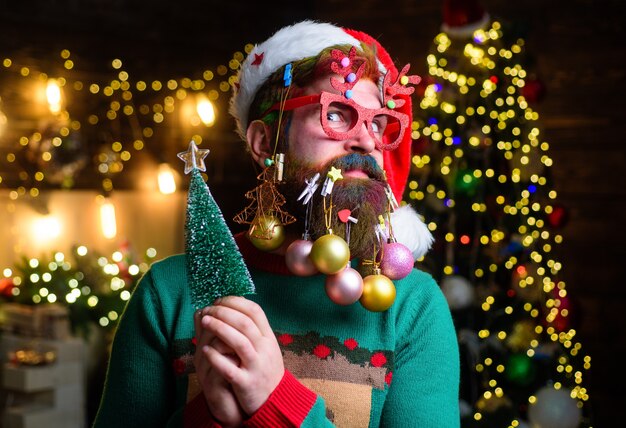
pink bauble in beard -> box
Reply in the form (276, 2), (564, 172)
(285, 239), (319, 276)
(325, 266), (363, 305)
(379, 242), (414, 280)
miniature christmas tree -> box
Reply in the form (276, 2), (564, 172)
(178, 140), (255, 309)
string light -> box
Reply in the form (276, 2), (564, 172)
(0, 44), (252, 198)
(196, 93), (216, 126)
(32, 215), (62, 242)
(157, 163), (177, 195)
(99, 197), (117, 239)
(46, 79), (63, 114)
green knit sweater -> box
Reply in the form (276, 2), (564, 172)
(94, 235), (460, 427)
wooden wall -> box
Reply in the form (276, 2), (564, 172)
(1, 0), (623, 425)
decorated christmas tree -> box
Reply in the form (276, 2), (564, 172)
(408, 1), (592, 426)
(178, 140), (255, 309)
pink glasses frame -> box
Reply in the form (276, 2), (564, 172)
(262, 91), (408, 151)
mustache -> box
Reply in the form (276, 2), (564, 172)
(325, 153), (386, 182)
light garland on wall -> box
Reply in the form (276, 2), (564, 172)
(0, 43), (255, 200)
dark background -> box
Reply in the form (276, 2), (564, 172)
(1, 0), (623, 425)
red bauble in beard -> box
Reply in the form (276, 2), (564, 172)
(280, 153), (389, 260)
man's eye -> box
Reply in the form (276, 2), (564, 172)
(327, 111), (344, 122)
(371, 115), (389, 135)
(371, 120), (385, 135)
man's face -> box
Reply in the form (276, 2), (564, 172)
(280, 75), (389, 260)
(285, 76), (384, 172)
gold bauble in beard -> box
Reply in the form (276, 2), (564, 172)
(360, 272), (396, 312)
(309, 233), (350, 275)
(248, 214), (285, 251)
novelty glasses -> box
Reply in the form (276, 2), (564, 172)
(262, 91), (408, 151)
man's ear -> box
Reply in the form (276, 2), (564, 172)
(247, 120), (273, 167)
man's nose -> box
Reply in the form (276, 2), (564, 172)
(344, 122), (376, 154)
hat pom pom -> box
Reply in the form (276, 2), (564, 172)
(389, 205), (434, 260)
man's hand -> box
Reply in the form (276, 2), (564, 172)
(194, 309), (245, 427)
(199, 296), (285, 415)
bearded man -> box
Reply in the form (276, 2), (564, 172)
(94, 21), (459, 428)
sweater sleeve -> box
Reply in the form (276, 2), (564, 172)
(380, 274), (460, 427)
(244, 369), (335, 427)
(183, 393), (224, 428)
(92, 270), (178, 427)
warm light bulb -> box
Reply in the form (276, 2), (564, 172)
(100, 198), (117, 239)
(46, 79), (63, 114)
(32, 215), (62, 241)
(157, 163), (177, 194)
(196, 94), (215, 126)
(0, 106), (7, 138)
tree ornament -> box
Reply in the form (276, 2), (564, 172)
(528, 386), (581, 428)
(453, 168), (481, 196)
(310, 233), (350, 275)
(178, 141), (255, 309)
(248, 214), (285, 251)
(440, 275), (475, 310)
(546, 204), (569, 229)
(505, 353), (536, 386)
(544, 292), (574, 333)
(379, 241), (414, 280)
(442, 0), (487, 30)
(360, 268), (396, 312)
(285, 235), (318, 276)
(521, 76), (547, 104)
(325, 266), (363, 305)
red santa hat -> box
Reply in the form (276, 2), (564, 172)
(230, 20), (433, 259)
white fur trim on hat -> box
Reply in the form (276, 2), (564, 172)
(389, 204), (434, 260)
(229, 20), (386, 140)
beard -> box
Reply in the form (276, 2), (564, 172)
(280, 153), (389, 260)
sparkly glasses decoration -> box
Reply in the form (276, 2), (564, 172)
(262, 46), (420, 151)
(263, 91), (408, 151)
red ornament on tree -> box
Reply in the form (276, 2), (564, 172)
(541, 284), (580, 333)
(522, 77), (547, 104)
(443, 0), (487, 28)
(0, 278), (14, 297)
(547, 204), (569, 229)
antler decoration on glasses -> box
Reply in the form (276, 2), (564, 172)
(382, 64), (421, 110)
(329, 46), (366, 98)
